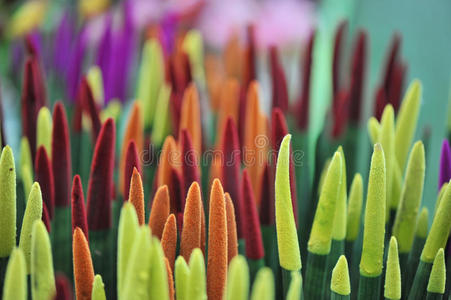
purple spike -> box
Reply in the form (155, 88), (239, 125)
(53, 12), (75, 74)
(67, 27), (87, 101)
(438, 139), (451, 189)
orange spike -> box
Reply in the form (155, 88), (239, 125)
(243, 81), (268, 204)
(120, 102), (144, 195)
(164, 257), (175, 300)
(156, 136), (179, 213)
(205, 55), (224, 113)
(179, 84), (202, 158)
(129, 168), (145, 225)
(225, 193), (238, 264)
(149, 185), (170, 239)
(207, 179), (228, 300)
(224, 31), (243, 80)
(200, 198), (206, 256)
(73, 227), (94, 300)
(180, 182), (202, 261)
(216, 79), (240, 146)
(161, 214), (177, 271)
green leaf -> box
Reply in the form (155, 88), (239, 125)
(421, 180), (451, 262)
(345, 173), (363, 242)
(308, 151), (342, 255)
(92, 274), (107, 300)
(149, 237), (169, 300)
(360, 143), (386, 277)
(137, 39), (164, 127)
(331, 255), (350, 296)
(121, 226), (152, 299)
(0, 145), (16, 257)
(151, 84), (172, 147)
(187, 248), (206, 300)
(286, 271), (302, 300)
(36, 107), (52, 157)
(31, 220), (55, 300)
(332, 147), (347, 241)
(395, 80), (421, 170)
(2, 248), (27, 300)
(415, 207), (429, 239)
(367, 117), (380, 145)
(117, 202), (139, 296)
(275, 134), (301, 270)
(250, 267), (274, 300)
(224, 255), (249, 300)
(19, 182), (42, 273)
(174, 256), (190, 300)
(377, 105), (395, 221)
(384, 237), (401, 300)
(392, 141), (425, 253)
(427, 248), (445, 294)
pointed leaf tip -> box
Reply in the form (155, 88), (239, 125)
(225, 255), (249, 300)
(360, 143), (386, 276)
(308, 151), (342, 255)
(0, 145), (16, 257)
(427, 248), (445, 294)
(2, 248), (27, 300)
(331, 255), (350, 295)
(275, 134), (301, 270)
(92, 274), (106, 300)
(384, 237), (401, 299)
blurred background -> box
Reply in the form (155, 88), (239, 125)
(0, 0), (451, 217)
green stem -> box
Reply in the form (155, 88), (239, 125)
(0, 256), (8, 296)
(325, 239), (345, 300)
(445, 257), (450, 300)
(398, 252), (408, 298)
(344, 240), (354, 265)
(406, 236), (426, 291)
(357, 274), (381, 300)
(16, 180), (26, 239)
(53, 206), (72, 279)
(238, 238), (245, 255)
(409, 260), (433, 300)
(304, 251), (327, 300)
(90, 229), (114, 299)
(426, 292), (443, 300)
(331, 291), (350, 300)
(248, 258), (265, 284)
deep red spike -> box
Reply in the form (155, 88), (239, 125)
(271, 108), (289, 152)
(296, 30), (315, 130)
(86, 118), (116, 230)
(243, 24), (257, 88)
(332, 21), (347, 99)
(180, 129), (200, 195)
(332, 89), (350, 139)
(35, 146), (55, 219)
(42, 202), (51, 232)
(21, 58), (45, 161)
(25, 35), (38, 57)
(72, 97), (83, 133)
(259, 163), (274, 226)
(374, 85), (386, 121)
(72, 175), (89, 240)
(388, 62), (406, 112)
(181, 51), (193, 88)
(382, 33), (401, 93)
(170, 92), (182, 139)
(52, 101), (72, 207)
(124, 141), (141, 202)
(348, 30), (367, 124)
(221, 117), (244, 238)
(54, 273), (74, 300)
(241, 169), (265, 260)
(78, 77), (101, 142)
(269, 46), (289, 112)
(170, 167), (185, 232)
